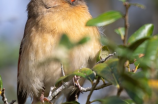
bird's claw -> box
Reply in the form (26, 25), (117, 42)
(73, 75), (83, 92)
(40, 88), (52, 104)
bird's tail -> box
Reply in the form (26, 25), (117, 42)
(17, 82), (27, 104)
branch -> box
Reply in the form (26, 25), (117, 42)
(97, 52), (116, 64)
(117, 1), (131, 97)
(9, 100), (16, 104)
(51, 82), (71, 100)
(47, 54), (114, 102)
(1, 88), (8, 104)
(81, 82), (112, 92)
(47, 86), (56, 101)
(123, 2), (130, 45)
(117, 87), (123, 97)
(47, 80), (112, 102)
(61, 64), (65, 76)
(1, 88), (16, 104)
(86, 77), (100, 104)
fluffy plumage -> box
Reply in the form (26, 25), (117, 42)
(17, 0), (101, 103)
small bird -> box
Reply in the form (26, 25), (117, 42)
(17, 0), (101, 103)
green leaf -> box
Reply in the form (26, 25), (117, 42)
(128, 37), (150, 51)
(121, 72), (151, 104)
(55, 75), (69, 87)
(132, 40), (148, 66)
(59, 34), (74, 49)
(116, 45), (133, 60)
(93, 59), (119, 86)
(75, 36), (90, 45)
(124, 99), (135, 104)
(132, 40), (147, 58)
(73, 68), (95, 81)
(115, 27), (125, 40)
(96, 46), (110, 62)
(128, 24), (154, 45)
(55, 68), (95, 86)
(100, 46), (110, 59)
(125, 89), (143, 104)
(59, 35), (91, 49)
(144, 35), (158, 68)
(95, 96), (127, 104)
(100, 36), (117, 52)
(86, 11), (122, 26)
(116, 38), (149, 64)
(0, 76), (2, 90)
(62, 101), (80, 104)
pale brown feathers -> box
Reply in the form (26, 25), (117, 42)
(18, 0), (101, 103)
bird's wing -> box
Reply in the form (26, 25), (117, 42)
(17, 19), (30, 104)
(17, 41), (28, 104)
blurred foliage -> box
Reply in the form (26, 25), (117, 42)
(93, 59), (119, 87)
(96, 46), (110, 62)
(0, 40), (18, 68)
(86, 11), (122, 27)
(154, 0), (158, 9)
(115, 27), (125, 40)
(95, 96), (129, 104)
(59, 34), (90, 49)
(0, 0), (158, 104)
(56, 68), (95, 87)
(56, 1), (158, 104)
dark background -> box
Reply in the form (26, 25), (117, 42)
(0, 0), (157, 103)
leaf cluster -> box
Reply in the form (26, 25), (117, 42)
(55, 1), (158, 104)
(0, 1), (158, 104)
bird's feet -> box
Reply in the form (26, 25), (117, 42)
(40, 88), (52, 104)
(73, 75), (87, 92)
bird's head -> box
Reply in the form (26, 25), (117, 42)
(27, 0), (86, 18)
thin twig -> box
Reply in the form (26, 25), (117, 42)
(1, 88), (16, 104)
(47, 86), (56, 101)
(117, 87), (123, 96)
(117, 1), (131, 97)
(9, 100), (16, 104)
(97, 52), (116, 64)
(1, 88), (8, 104)
(48, 80), (112, 102)
(51, 82), (71, 101)
(86, 77), (100, 104)
(48, 60), (113, 102)
(123, 2), (130, 45)
(75, 90), (79, 102)
(61, 64), (65, 76)
(81, 82), (112, 92)
(47, 65), (70, 101)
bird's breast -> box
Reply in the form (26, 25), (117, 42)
(18, 8), (101, 97)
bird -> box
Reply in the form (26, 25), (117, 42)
(17, 0), (101, 103)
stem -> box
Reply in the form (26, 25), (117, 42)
(123, 2), (130, 45)
(1, 88), (16, 104)
(86, 77), (100, 104)
(82, 82), (112, 92)
(93, 83), (112, 90)
(96, 52), (116, 64)
(118, 1), (131, 97)
(117, 87), (123, 97)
